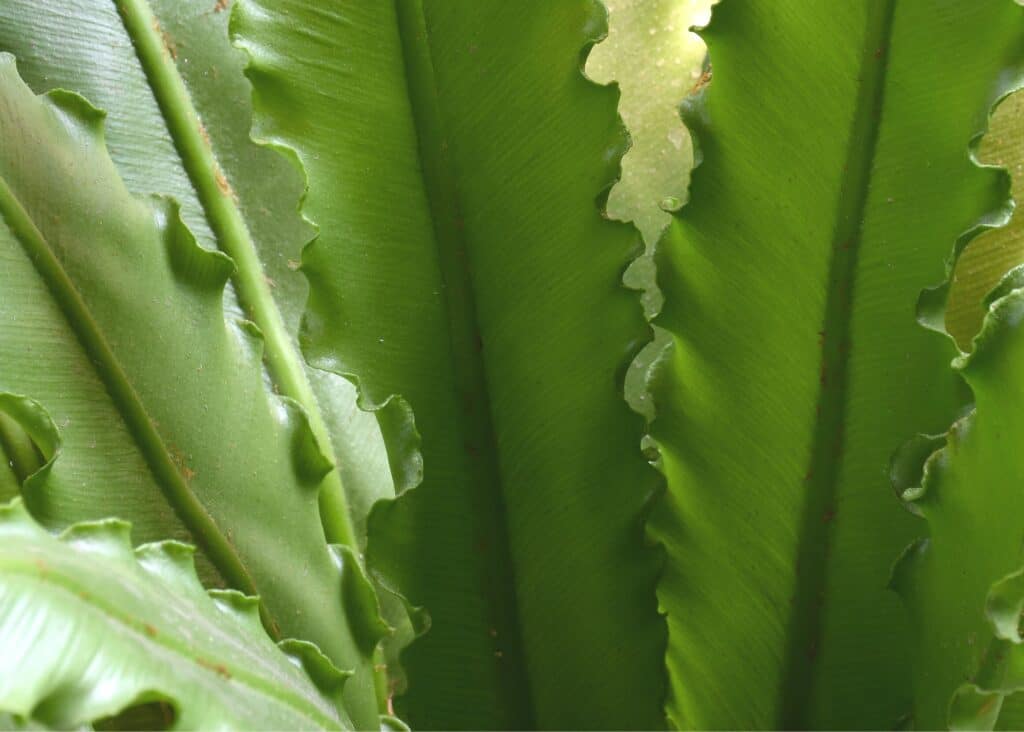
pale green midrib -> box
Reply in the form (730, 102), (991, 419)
(111, 0), (357, 551)
(391, 0), (536, 724)
(778, 0), (897, 726)
(0, 175), (263, 628)
(0, 560), (338, 729)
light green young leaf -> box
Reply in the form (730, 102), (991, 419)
(586, 0), (713, 425)
(651, 1), (1024, 728)
(0, 0), (400, 549)
(0, 498), (348, 730)
(0, 0), (408, 707)
(587, 0), (711, 246)
(0, 52), (384, 726)
(947, 92), (1024, 349)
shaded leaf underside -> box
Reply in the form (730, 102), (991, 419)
(232, 0), (664, 728)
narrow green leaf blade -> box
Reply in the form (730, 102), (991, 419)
(652, 1), (1024, 727)
(0, 54), (380, 726)
(232, 1), (663, 727)
(0, 0), (397, 570)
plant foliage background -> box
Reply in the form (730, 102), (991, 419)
(1, 0), (1024, 730)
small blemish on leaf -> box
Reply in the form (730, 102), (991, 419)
(689, 68), (712, 95)
(214, 166), (236, 201)
(196, 657), (232, 679)
(152, 18), (178, 60)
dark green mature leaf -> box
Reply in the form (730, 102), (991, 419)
(231, 0), (663, 728)
(0, 498), (348, 730)
(651, 1), (1024, 728)
(0, 53), (384, 727)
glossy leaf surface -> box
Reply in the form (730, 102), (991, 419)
(232, 0), (663, 728)
(0, 498), (348, 730)
(651, 1), (1024, 728)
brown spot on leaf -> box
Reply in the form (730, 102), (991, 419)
(690, 68), (713, 96)
(196, 657), (232, 679)
(152, 19), (178, 60)
(214, 166), (235, 200)
(168, 444), (196, 482)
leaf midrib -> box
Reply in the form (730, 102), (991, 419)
(111, 0), (359, 551)
(0, 174), (261, 624)
(778, 1), (897, 726)
(391, 0), (536, 724)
